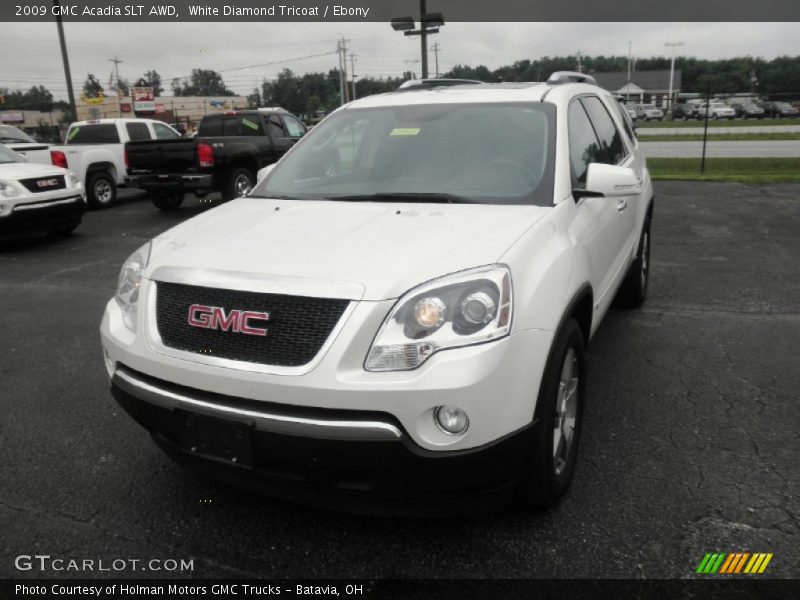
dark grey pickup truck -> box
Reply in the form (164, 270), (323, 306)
(125, 109), (307, 210)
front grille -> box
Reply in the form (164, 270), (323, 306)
(19, 175), (66, 193)
(155, 282), (350, 367)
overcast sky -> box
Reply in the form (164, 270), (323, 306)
(2, 22), (797, 100)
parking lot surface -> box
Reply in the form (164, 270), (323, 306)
(640, 140), (800, 158)
(1, 183), (798, 579)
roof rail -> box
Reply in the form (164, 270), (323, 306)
(397, 78), (484, 91)
(547, 71), (598, 86)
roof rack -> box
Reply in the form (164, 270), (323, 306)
(547, 71), (598, 86)
(397, 78), (484, 91)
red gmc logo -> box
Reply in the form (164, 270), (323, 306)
(187, 304), (269, 337)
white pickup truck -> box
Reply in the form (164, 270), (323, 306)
(50, 118), (181, 208)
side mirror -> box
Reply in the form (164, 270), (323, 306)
(575, 163), (641, 199)
(256, 164), (275, 182)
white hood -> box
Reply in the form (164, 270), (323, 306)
(147, 198), (551, 301)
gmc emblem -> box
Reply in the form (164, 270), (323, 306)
(36, 178), (59, 188)
(187, 304), (269, 337)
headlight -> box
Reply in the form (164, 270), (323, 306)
(115, 241), (151, 333)
(365, 265), (512, 371)
(0, 180), (21, 198)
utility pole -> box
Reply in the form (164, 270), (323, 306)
(109, 56), (123, 117)
(665, 41), (684, 115)
(431, 42), (441, 78)
(627, 41), (632, 82)
(349, 52), (357, 100)
(576, 50), (582, 74)
(53, 0), (77, 123)
(336, 38), (345, 105)
(419, 0), (428, 79)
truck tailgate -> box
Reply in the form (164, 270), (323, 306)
(126, 139), (197, 174)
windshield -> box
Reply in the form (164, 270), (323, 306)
(0, 125), (35, 144)
(251, 102), (556, 206)
(0, 143), (24, 164)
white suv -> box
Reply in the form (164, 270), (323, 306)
(101, 73), (654, 513)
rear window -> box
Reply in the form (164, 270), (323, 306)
(125, 122), (151, 141)
(0, 125), (35, 144)
(66, 124), (120, 144)
(197, 116), (222, 137)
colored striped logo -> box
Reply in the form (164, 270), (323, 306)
(696, 552), (773, 574)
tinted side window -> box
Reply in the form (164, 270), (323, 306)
(197, 116), (222, 136)
(267, 115), (285, 138)
(153, 123), (179, 139)
(66, 124), (120, 144)
(568, 101), (603, 186)
(613, 100), (637, 145)
(281, 114), (306, 138)
(222, 117), (240, 136)
(239, 115), (264, 136)
(581, 96), (626, 164)
(125, 122), (151, 141)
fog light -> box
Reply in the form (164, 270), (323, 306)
(435, 405), (469, 435)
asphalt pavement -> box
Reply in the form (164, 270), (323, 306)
(1, 184), (798, 579)
(641, 124), (800, 135)
(640, 140), (800, 158)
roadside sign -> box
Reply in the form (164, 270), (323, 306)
(133, 87), (155, 113)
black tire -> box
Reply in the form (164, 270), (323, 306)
(86, 172), (116, 209)
(47, 222), (79, 236)
(151, 191), (184, 211)
(616, 216), (651, 308)
(517, 318), (587, 508)
(222, 167), (255, 201)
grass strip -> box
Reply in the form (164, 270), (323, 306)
(648, 157), (800, 183)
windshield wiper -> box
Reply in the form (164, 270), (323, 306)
(325, 192), (474, 204)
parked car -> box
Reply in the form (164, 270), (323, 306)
(0, 142), (86, 237)
(698, 102), (736, 120)
(624, 106), (638, 122)
(49, 118), (181, 208)
(102, 73), (654, 513)
(125, 109), (307, 211)
(730, 102), (766, 119)
(0, 124), (52, 165)
(632, 104), (664, 121)
(671, 103), (700, 120)
(763, 101), (799, 118)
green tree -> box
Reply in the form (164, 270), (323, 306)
(83, 74), (104, 98)
(135, 70), (163, 96)
(172, 69), (234, 97)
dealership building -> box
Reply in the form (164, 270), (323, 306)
(593, 70), (682, 107)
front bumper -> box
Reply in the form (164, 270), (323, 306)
(0, 194), (85, 235)
(110, 365), (534, 515)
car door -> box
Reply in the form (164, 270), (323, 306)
(568, 96), (637, 314)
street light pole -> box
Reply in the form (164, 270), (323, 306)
(390, 3), (443, 81)
(53, 0), (77, 123)
(419, 0), (428, 79)
(665, 41), (684, 116)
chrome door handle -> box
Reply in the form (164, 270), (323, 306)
(617, 199), (628, 212)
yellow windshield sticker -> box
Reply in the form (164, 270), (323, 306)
(390, 128), (420, 136)
(242, 118), (259, 130)
(67, 127), (79, 141)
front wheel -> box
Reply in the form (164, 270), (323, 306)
(616, 217), (651, 308)
(517, 319), (587, 508)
